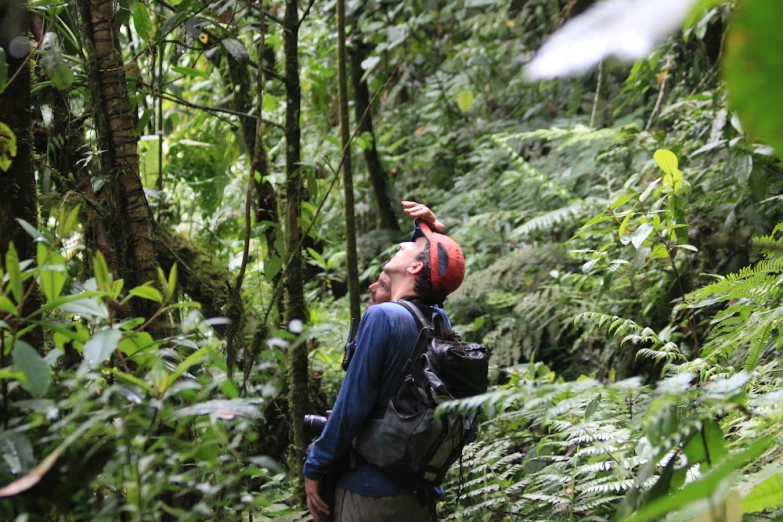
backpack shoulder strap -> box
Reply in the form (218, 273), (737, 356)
(393, 299), (433, 331)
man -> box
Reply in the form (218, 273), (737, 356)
(304, 220), (465, 522)
(364, 200), (444, 310)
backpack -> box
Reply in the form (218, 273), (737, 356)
(353, 299), (489, 488)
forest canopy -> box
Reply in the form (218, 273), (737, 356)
(2, 0), (783, 520)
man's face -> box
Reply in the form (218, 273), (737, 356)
(383, 237), (427, 276)
(366, 272), (391, 309)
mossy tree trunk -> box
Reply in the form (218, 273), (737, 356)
(284, 0), (310, 492)
(349, 38), (400, 232)
(0, 0), (43, 349)
(77, 0), (162, 326)
(338, 0), (361, 320)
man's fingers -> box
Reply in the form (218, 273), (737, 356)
(307, 491), (330, 516)
(307, 498), (320, 522)
(314, 494), (331, 514)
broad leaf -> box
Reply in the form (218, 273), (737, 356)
(457, 90), (474, 113)
(654, 149), (679, 175)
(626, 437), (772, 522)
(743, 473), (783, 513)
(37, 243), (66, 302)
(59, 297), (108, 319)
(6, 242), (22, 303)
(133, 1), (152, 41)
(129, 284), (163, 302)
(167, 263), (177, 301)
(83, 329), (123, 368)
(724, 0), (783, 159)
(17, 219), (46, 243)
(222, 38), (249, 65)
(630, 223), (654, 249)
(0, 295), (18, 316)
(93, 251), (111, 291)
(57, 204), (81, 237)
(13, 340), (51, 397)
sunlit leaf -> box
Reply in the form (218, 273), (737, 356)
(129, 284), (163, 302)
(6, 242), (22, 303)
(457, 90), (474, 113)
(57, 204), (81, 237)
(0, 295), (18, 316)
(37, 243), (66, 302)
(743, 473), (783, 513)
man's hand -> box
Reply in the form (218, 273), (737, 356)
(305, 477), (330, 521)
(402, 201), (445, 232)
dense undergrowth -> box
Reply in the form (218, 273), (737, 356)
(3, 0), (783, 520)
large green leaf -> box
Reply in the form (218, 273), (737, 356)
(743, 473), (783, 513)
(133, 1), (152, 41)
(724, 0), (783, 158)
(129, 284), (163, 302)
(37, 243), (66, 303)
(0, 295), (18, 316)
(627, 437), (772, 522)
(5, 242), (22, 303)
(13, 340), (51, 397)
(83, 329), (123, 368)
(457, 90), (474, 113)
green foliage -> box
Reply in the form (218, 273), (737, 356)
(724, 0), (783, 159)
(438, 363), (783, 521)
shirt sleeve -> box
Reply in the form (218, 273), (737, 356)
(303, 306), (391, 479)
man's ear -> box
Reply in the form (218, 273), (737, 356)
(407, 261), (424, 276)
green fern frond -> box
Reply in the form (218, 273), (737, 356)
(512, 200), (594, 239)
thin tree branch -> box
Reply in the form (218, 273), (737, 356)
(298, 0), (317, 26)
(157, 90), (285, 130)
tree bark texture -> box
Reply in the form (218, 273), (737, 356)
(77, 0), (161, 323)
(348, 40), (400, 232)
(338, 0), (361, 320)
(284, 0), (309, 491)
(0, 0), (43, 350)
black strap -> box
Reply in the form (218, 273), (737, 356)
(394, 299), (432, 331)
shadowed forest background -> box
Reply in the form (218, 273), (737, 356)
(2, 0), (783, 520)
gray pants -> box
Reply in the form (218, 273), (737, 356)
(334, 487), (433, 522)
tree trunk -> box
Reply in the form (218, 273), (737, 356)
(225, 55), (279, 261)
(349, 39), (400, 232)
(284, 0), (309, 492)
(0, 0), (43, 350)
(338, 0), (361, 320)
(77, 0), (163, 325)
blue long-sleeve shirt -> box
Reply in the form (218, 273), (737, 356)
(303, 301), (450, 497)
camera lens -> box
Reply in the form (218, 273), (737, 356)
(303, 414), (329, 437)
